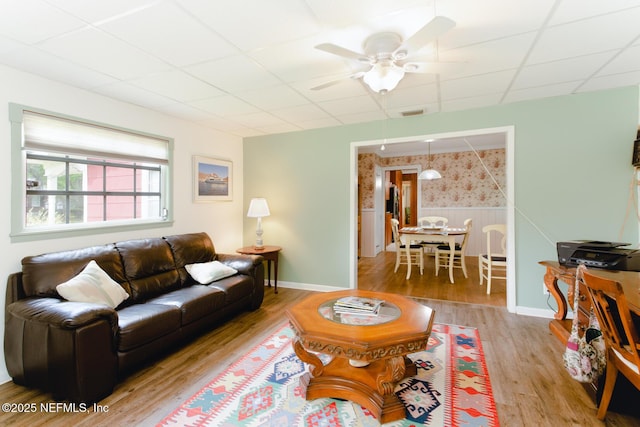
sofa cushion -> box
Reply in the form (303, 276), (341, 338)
(164, 232), (216, 286)
(56, 260), (129, 308)
(208, 274), (254, 305)
(116, 304), (181, 352)
(185, 261), (237, 284)
(116, 238), (180, 302)
(147, 286), (226, 325)
(21, 244), (129, 298)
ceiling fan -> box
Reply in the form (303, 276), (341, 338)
(313, 16), (456, 93)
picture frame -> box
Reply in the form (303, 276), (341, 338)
(193, 156), (232, 202)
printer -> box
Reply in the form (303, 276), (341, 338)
(557, 240), (640, 271)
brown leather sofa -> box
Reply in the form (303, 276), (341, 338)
(4, 232), (264, 403)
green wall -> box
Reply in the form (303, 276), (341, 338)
(244, 87), (639, 311)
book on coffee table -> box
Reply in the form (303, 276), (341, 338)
(333, 296), (384, 315)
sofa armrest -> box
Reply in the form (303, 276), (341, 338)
(216, 253), (264, 310)
(216, 253), (263, 275)
(5, 298), (118, 403)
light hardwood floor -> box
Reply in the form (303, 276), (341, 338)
(0, 253), (638, 426)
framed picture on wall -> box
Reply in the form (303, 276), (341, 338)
(193, 156), (233, 202)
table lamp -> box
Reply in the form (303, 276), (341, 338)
(247, 198), (270, 249)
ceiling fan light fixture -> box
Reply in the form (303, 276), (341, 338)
(363, 62), (405, 93)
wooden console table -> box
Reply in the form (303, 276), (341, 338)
(540, 261), (640, 343)
(540, 260), (640, 403)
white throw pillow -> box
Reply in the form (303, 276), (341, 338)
(56, 260), (129, 308)
(185, 260), (238, 284)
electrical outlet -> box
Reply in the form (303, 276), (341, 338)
(543, 282), (550, 295)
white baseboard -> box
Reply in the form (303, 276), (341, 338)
(265, 280), (352, 293)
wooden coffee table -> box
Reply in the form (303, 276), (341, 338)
(286, 290), (434, 423)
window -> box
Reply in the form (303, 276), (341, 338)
(10, 104), (173, 241)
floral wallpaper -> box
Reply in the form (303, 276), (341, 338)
(358, 149), (506, 209)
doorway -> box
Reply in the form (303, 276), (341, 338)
(350, 126), (516, 312)
(383, 168), (418, 248)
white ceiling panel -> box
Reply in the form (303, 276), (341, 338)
(440, 70), (516, 101)
(513, 52), (616, 90)
(38, 27), (171, 80)
(1, 45), (117, 89)
(236, 85), (310, 110)
(46, 0), (161, 24)
(180, 0), (321, 51)
(189, 94), (260, 116)
(97, 2), (239, 67)
(129, 70), (224, 102)
(529, 8), (640, 64)
(0, 0), (639, 138)
(0, 0), (85, 44)
(549, 0), (640, 25)
(597, 45), (640, 76)
(186, 55), (283, 92)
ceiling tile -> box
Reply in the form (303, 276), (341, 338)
(597, 44), (640, 76)
(549, 0), (640, 25)
(92, 81), (176, 108)
(129, 70), (224, 102)
(502, 81), (582, 104)
(513, 52), (616, 90)
(186, 55), (282, 92)
(189, 95), (260, 116)
(440, 70), (516, 101)
(0, 0), (85, 44)
(318, 95), (380, 116)
(529, 8), (640, 64)
(437, 0), (556, 50)
(235, 85), (310, 110)
(98, 2), (239, 66)
(439, 33), (536, 79)
(46, 0), (161, 24)
(578, 70), (640, 93)
(0, 45), (117, 89)
(179, 0), (321, 51)
(441, 93), (503, 112)
(272, 104), (333, 123)
(38, 27), (170, 80)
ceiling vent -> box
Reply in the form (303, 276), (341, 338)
(401, 109), (424, 117)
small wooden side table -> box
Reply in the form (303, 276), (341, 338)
(236, 245), (282, 293)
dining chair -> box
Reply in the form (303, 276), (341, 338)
(390, 218), (424, 275)
(435, 218), (472, 279)
(417, 216), (449, 255)
(581, 267), (640, 420)
(478, 223), (507, 294)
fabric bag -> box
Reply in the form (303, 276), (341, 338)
(562, 265), (606, 383)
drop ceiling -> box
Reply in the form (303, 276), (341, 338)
(1, 0), (639, 139)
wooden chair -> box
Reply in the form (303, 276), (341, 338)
(478, 223), (507, 294)
(417, 216), (448, 255)
(390, 218), (424, 275)
(581, 267), (640, 420)
(435, 218), (472, 279)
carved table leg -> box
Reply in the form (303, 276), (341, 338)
(544, 267), (567, 320)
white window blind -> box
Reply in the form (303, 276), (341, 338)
(23, 110), (169, 164)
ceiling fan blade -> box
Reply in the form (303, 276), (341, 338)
(401, 16), (455, 53)
(310, 71), (366, 90)
(315, 43), (369, 62)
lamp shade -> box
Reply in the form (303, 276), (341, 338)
(247, 198), (270, 218)
(418, 169), (442, 180)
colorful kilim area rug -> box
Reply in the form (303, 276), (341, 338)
(158, 322), (498, 427)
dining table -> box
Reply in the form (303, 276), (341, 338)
(399, 226), (468, 282)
